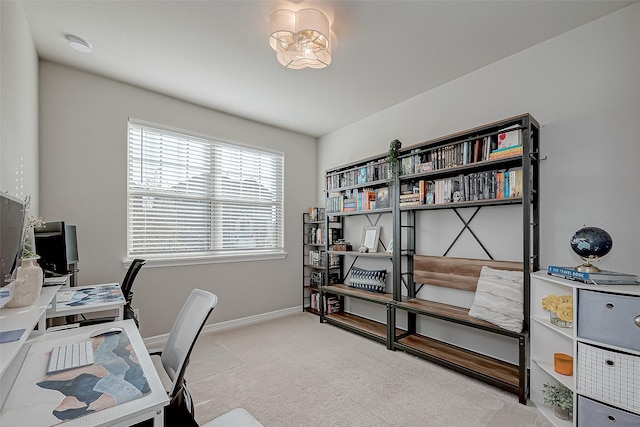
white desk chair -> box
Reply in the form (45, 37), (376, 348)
(150, 289), (218, 426)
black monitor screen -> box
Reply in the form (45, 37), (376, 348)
(0, 193), (26, 285)
(34, 221), (78, 274)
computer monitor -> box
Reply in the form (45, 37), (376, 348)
(0, 193), (27, 285)
(34, 221), (79, 275)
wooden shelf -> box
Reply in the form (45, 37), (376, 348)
(304, 307), (320, 316)
(400, 197), (522, 211)
(323, 284), (393, 304)
(399, 155), (523, 182)
(328, 208), (393, 217)
(327, 250), (392, 258)
(395, 298), (523, 338)
(324, 312), (388, 342)
(395, 333), (520, 390)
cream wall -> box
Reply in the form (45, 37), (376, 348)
(319, 3), (640, 275)
(6, 2), (639, 344)
(0, 1), (39, 210)
(38, 62), (317, 337)
(317, 4), (640, 361)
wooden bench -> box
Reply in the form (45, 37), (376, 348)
(392, 255), (528, 403)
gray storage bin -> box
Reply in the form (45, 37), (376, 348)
(578, 290), (640, 352)
(578, 395), (640, 427)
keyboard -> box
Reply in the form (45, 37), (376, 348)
(47, 341), (95, 374)
(56, 290), (75, 303)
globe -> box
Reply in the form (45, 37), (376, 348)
(570, 226), (613, 272)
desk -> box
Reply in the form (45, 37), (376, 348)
(0, 286), (60, 378)
(43, 275), (71, 287)
(46, 283), (125, 322)
(0, 320), (169, 426)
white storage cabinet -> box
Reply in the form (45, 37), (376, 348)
(530, 271), (640, 427)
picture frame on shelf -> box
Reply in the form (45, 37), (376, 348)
(360, 226), (381, 253)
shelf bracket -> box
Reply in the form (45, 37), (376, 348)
(443, 207), (493, 260)
(529, 151), (547, 162)
(364, 213), (384, 227)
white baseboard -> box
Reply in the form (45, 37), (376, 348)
(143, 305), (302, 348)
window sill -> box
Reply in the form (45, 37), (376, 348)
(124, 252), (287, 268)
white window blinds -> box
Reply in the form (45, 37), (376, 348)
(127, 120), (284, 259)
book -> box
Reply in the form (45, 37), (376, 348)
(357, 167), (367, 185)
(497, 126), (521, 150)
(415, 162), (433, 173)
(489, 145), (523, 160)
(513, 169), (522, 198)
(547, 265), (638, 284)
(375, 187), (389, 209)
(400, 193), (420, 200)
(496, 172), (504, 199)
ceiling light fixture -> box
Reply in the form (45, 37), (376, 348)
(67, 35), (92, 53)
(269, 8), (332, 69)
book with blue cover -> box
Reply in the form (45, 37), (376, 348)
(547, 265), (638, 284)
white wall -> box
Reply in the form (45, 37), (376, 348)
(319, 3), (640, 275)
(0, 1), (39, 210)
(318, 4), (640, 361)
(38, 62), (317, 337)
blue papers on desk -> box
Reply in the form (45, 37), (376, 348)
(0, 286), (13, 307)
(0, 328), (26, 343)
(36, 332), (150, 424)
(57, 283), (124, 308)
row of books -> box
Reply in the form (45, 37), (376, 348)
(399, 169), (522, 207)
(399, 137), (495, 175)
(306, 207), (325, 222)
(326, 187), (390, 213)
(547, 265), (638, 285)
(398, 128), (523, 176)
(328, 168), (521, 211)
(326, 126), (523, 191)
(310, 271), (339, 287)
(306, 227), (339, 246)
(309, 292), (341, 313)
(326, 159), (390, 190)
(324, 295), (340, 314)
(307, 250), (340, 268)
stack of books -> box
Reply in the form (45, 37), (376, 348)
(399, 192), (421, 207)
(547, 265), (638, 285)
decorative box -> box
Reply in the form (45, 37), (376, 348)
(333, 241), (352, 251)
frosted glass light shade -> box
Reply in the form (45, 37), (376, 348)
(269, 8), (332, 69)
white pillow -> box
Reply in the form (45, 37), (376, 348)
(468, 266), (523, 333)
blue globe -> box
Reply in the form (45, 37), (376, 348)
(570, 226), (613, 260)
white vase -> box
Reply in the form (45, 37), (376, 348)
(5, 257), (44, 308)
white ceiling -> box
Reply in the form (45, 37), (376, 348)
(21, 0), (635, 138)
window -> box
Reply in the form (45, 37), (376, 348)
(127, 120), (284, 263)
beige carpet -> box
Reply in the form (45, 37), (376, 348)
(187, 341), (243, 382)
(188, 313), (553, 427)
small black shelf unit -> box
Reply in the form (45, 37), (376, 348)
(303, 208), (342, 315)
